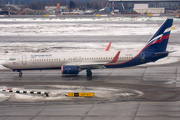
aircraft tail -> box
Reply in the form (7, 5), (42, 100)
(142, 19), (173, 52)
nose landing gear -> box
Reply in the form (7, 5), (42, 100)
(13, 70), (23, 77)
(19, 71), (22, 77)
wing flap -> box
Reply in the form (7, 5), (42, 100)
(78, 62), (107, 69)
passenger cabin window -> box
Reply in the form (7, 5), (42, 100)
(9, 58), (16, 61)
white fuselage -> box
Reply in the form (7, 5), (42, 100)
(3, 50), (140, 70)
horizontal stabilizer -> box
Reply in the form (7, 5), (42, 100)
(154, 51), (175, 55)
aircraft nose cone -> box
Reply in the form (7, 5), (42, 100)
(2, 61), (8, 68)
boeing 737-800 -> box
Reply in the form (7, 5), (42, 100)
(2, 19), (173, 77)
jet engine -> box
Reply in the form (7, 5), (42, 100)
(61, 65), (79, 74)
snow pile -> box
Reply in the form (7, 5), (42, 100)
(0, 22), (179, 36)
(0, 85), (143, 102)
(0, 17), (179, 36)
(0, 16), (179, 22)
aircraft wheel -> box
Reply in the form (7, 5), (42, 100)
(86, 69), (92, 77)
(19, 72), (22, 77)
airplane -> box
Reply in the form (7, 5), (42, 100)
(2, 19), (173, 77)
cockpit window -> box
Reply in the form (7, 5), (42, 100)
(9, 58), (16, 61)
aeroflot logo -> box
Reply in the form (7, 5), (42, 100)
(74, 56), (82, 62)
(31, 54), (52, 58)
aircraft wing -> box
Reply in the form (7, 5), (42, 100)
(78, 62), (107, 69)
(63, 62), (107, 69)
(63, 51), (120, 70)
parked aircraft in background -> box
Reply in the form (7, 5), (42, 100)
(2, 19), (173, 77)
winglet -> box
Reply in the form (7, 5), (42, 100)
(105, 42), (111, 51)
(110, 51), (120, 63)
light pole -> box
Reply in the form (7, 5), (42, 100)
(8, 0), (10, 17)
(112, 0), (114, 16)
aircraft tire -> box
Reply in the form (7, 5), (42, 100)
(86, 69), (92, 77)
(19, 72), (22, 77)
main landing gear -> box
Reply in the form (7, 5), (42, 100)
(19, 71), (22, 77)
(86, 69), (92, 77)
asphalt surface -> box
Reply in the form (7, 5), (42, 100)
(0, 20), (180, 120)
(1, 63), (180, 120)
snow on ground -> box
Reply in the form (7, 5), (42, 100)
(0, 17), (179, 36)
(0, 23), (159, 36)
(0, 22), (179, 36)
(0, 93), (9, 102)
(0, 16), (179, 22)
(0, 85), (143, 102)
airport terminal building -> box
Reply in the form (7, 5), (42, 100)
(108, 0), (180, 11)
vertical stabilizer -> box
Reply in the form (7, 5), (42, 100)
(143, 19), (173, 52)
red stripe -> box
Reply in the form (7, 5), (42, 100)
(144, 34), (170, 50)
(153, 34), (170, 44)
(110, 51), (120, 63)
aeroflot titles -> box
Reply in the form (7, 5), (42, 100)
(31, 54), (133, 58)
(31, 54), (52, 58)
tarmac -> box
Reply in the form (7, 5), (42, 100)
(0, 20), (180, 120)
(1, 64), (180, 120)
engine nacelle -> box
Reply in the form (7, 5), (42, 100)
(61, 65), (79, 74)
